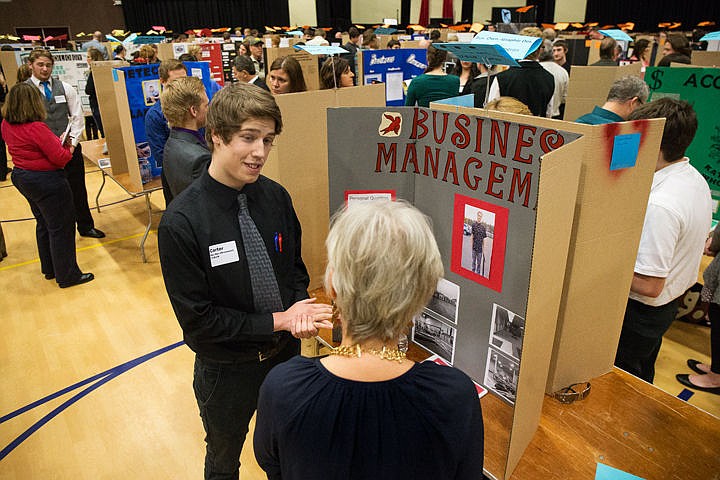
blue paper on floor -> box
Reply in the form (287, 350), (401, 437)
(677, 388), (694, 401)
(596, 463), (645, 480)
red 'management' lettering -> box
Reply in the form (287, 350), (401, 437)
(452, 114), (471, 149)
(539, 129), (565, 153)
(442, 151), (460, 185)
(376, 143), (397, 172)
(410, 108), (429, 140)
(486, 161), (507, 199)
(432, 111), (450, 144)
(513, 125), (536, 164)
(489, 120), (509, 157)
(402, 143), (420, 173)
(463, 157), (483, 190)
(509, 169), (532, 206)
(474, 118), (484, 153)
(424, 146), (440, 178)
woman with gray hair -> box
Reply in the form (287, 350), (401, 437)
(254, 200), (484, 479)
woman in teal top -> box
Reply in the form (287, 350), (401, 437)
(405, 45), (459, 107)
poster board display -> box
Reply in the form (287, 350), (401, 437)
(91, 61), (213, 191)
(645, 66), (720, 219)
(220, 41), (244, 84)
(265, 46), (320, 91)
(563, 62), (642, 121)
(158, 42), (225, 86)
(328, 106), (583, 479)
(433, 105), (663, 393)
(17, 50), (93, 114)
(358, 49), (427, 106)
(260, 84), (386, 286)
(336, 103), (664, 477)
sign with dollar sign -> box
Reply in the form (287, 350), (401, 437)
(646, 66), (720, 221)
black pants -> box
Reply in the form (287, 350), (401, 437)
(64, 143), (95, 233)
(0, 120), (8, 181)
(193, 338), (299, 480)
(11, 168), (82, 284)
(615, 297), (679, 383)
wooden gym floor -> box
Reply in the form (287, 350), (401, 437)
(0, 158), (717, 479)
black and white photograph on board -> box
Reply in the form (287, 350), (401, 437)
(412, 311), (457, 364)
(489, 304), (525, 360)
(425, 278), (460, 324)
(483, 346), (519, 404)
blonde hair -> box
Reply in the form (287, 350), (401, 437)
(188, 44), (202, 61)
(325, 200), (444, 344)
(161, 76), (206, 127)
(486, 96), (532, 115)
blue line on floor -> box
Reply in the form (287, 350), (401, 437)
(0, 341), (184, 461)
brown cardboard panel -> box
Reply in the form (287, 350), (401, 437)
(546, 118), (665, 393)
(91, 62), (128, 176)
(400, 40), (422, 49)
(0, 51), (20, 89)
(564, 62), (642, 121)
(691, 51), (720, 66)
(505, 134), (583, 479)
(265, 84), (386, 287)
(111, 68), (144, 191)
(265, 46), (320, 91)
(157, 43), (174, 62)
(431, 103), (666, 471)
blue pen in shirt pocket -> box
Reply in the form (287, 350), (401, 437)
(274, 232), (283, 253)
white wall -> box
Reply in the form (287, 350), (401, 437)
(554, 0), (586, 22)
(287, 0), (586, 28)
(289, 0), (317, 27)
(352, 0), (402, 24)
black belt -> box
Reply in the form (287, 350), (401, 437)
(199, 333), (289, 364)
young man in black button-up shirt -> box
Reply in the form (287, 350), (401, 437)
(158, 83), (332, 480)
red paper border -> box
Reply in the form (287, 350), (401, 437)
(450, 193), (508, 292)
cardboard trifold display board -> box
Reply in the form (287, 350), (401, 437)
(563, 62), (642, 121)
(327, 105), (663, 479)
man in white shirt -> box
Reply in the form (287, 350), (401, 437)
(615, 98), (713, 383)
(27, 49), (105, 238)
(539, 50), (568, 119)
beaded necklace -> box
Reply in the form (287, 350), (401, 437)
(329, 344), (406, 363)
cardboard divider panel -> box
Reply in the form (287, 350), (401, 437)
(563, 62), (642, 121)
(265, 47), (320, 91)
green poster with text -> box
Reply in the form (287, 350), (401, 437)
(646, 67), (720, 220)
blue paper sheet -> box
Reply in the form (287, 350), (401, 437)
(433, 94), (475, 107)
(596, 463), (645, 480)
(700, 31), (720, 41)
(294, 45), (350, 56)
(599, 29), (633, 42)
(610, 133), (641, 171)
(471, 31), (543, 60)
(432, 43), (519, 67)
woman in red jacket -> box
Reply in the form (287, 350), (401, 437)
(1, 83), (94, 288)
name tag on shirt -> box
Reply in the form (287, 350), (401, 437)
(209, 241), (239, 267)
(54, 95), (67, 104)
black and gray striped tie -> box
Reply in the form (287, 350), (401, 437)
(237, 193), (284, 313)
